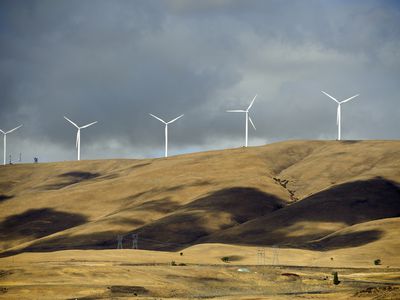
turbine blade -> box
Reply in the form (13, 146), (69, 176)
(341, 94), (359, 103)
(6, 124), (23, 134)
(64, 116), (79, 128)
(226, 110), (246, 112)
(247, 94), (257, 111)
(168, 114), (184, 124)
(0, 129), (5, 134)
(80, 121), (98, 129)
(249, 116), (256, 130)
(149, 113), (166, 124)
(321, 91), (339, 103)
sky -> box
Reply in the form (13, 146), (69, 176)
(0, 0), (399, 162)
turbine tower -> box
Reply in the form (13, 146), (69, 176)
(227, 94), (257, 147)
(149, 113), (184, 157)
(321, 91), (359, 140)
(0, 125), (22, 165)
(64, 116), (97, 161)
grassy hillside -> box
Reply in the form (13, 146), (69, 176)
(0, 140), (399, 256)
(203, 178), (400, 248)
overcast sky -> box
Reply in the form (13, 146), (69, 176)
(0, 0), (399, 162)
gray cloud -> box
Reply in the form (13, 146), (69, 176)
(0, 0), (399, 162)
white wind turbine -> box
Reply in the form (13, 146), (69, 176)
(64, 116), (97, 161)
(149, 113), (184, 158)
(321, 91), (359, 140)
(0, 125), (22, 165)
(227, 94), (257, 147)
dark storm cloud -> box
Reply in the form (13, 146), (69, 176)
(0, 0), (399, 161)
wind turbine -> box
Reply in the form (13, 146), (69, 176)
(64, 116), (97, 161)
(0, 125), (22, 165)
(227, 94), (257, 147)
(149, 113), (184, 157)
(321, 91), (359, 140)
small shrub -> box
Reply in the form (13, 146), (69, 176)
(221, 256), (230, 263)
(332, 271), (340, 285)
(281, 272), (300, 278)
(171, 261), (177, 266)
(374, 259), (381, 265)
(178, 263), (186, 266)
(180, 252), (183, 256)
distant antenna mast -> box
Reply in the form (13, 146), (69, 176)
(9, 153), (22, 164)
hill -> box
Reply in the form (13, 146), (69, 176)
(0, 140), (399, 257)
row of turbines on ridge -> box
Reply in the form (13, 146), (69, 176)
(0, 91), (359, 165)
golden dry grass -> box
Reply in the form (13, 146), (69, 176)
(1, 246), (400, 299)
(0, 140), (399, 299)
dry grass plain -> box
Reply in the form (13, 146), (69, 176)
(0, 140), (399, 299)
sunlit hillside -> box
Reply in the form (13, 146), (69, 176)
(0, 140), (399, 256)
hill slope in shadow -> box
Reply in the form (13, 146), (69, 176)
(0, 140), (399, 255)
(202, 178), (400, 249)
